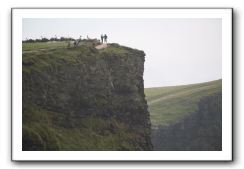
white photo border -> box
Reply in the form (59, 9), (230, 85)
(12, 8), (233, 161)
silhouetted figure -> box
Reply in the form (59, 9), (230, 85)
(104, 34), (108, 43)
(101, 34), (104, 43)
(74, 41), (77, 47)
(74, 39), (81, 47)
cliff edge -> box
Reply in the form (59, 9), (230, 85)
(22, 42), (152, 150)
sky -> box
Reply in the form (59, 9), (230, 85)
(23, 18), (222, 88)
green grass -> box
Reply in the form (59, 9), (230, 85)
(23, 41), (68, 51)
(22, 42), (142, 75)
(22, 43), (99, 74)
(23, 104), (143, 150)
(145, 80), (222, 127)
(101, 44), (131, 55)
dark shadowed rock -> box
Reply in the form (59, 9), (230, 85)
(151, 93), (222, 151)
(22, 43), (152, 150)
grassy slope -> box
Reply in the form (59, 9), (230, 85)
(145, 80), (222, 127)
(22, 42), (133, 75)
(23, 41), (68, 51)
(23, 104), (138, 150)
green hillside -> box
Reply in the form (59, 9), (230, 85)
(145, 79), (222, 127)
(23, 41), (68, 51)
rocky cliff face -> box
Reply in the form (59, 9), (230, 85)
(22, 43), (152, 150)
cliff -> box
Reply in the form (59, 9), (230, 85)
(151, 92), (222, 151)
(22, 42), (152, 150)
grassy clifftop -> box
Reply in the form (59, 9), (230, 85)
(145, 80), (222, 127)
(22, 41), (152, 151)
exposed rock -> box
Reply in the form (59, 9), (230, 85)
(22, 43), (152, 151)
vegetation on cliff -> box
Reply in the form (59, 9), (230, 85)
(22, 41), (152, 151)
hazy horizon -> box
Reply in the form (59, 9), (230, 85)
(23, 18), (222, 88)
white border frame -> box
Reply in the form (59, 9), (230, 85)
(12, 8), (232, 161)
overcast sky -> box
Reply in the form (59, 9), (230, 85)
(23, 18), (222, 88)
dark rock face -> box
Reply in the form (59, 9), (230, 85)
(22, 43), (152, 150)
(151, 93), (222, 151)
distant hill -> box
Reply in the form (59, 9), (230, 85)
(145, 80), (222, 127)
(145, 80), (222, 150)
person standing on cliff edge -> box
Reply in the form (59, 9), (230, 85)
(104, 34), (108, 43)
(101, 34), (104, 43)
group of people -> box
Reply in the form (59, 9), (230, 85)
(101, 34), (108, 44)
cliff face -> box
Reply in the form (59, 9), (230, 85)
(151, 93), (222, 151)
(22, 43), (152, 150)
